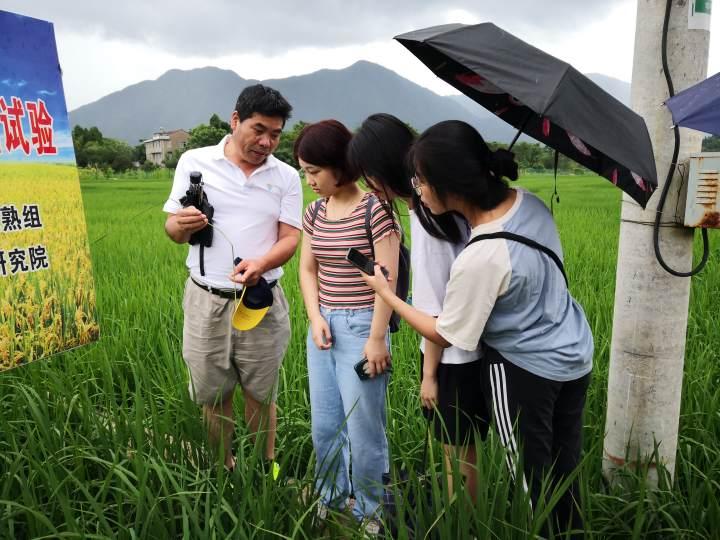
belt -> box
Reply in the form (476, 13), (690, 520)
(191, 277), (276, 299)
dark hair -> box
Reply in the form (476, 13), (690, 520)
(347, 113), (465, 243)
(235, 84), (292, 125)
(347, 114), (413, 198)
(411, 120), (518, 212)
(293, 120), (358, 186)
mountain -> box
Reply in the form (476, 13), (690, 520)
(69, 67), (256, 144)
(68, 62), (630, 146)
(585, 73), (631, 106)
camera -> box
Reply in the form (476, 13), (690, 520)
(180, 171), (214, 248)
(184, 171), (204, 209)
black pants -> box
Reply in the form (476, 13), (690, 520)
(419, 352), (489, 445)
(482, 345), (590, 536)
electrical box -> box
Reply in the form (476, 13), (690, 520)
(684, 153), (720, 228)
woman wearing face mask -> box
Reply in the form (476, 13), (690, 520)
(295, 119), (400, 535)
(360, 120), (593, 536)
(348, 113), (488, 500)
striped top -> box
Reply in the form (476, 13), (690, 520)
(303, 192), (399, 309)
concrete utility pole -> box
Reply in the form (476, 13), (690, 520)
(603, 0), (711, 484)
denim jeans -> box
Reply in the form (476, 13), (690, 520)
(307, 307), (390, 521)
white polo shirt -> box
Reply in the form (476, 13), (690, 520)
(163, 136), (302, 289)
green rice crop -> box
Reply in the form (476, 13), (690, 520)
(0, 170), (717, 538)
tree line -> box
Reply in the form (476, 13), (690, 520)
(72, 118), (720, 174)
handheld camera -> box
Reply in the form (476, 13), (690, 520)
(184, 171), (204, 209)
(180, 171), (214, 248)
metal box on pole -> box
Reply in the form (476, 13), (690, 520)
(683, 152), (720, 228)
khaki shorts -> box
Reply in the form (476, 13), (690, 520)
(181, 277), (291, 405)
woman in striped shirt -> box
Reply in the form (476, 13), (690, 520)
(295, 119), (400, 531)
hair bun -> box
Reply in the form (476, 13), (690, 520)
(489, 148), (519, 181)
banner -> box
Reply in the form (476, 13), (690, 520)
(0, 10), (98, 371)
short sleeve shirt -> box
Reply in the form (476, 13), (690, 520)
(163, 135), (302, 288)
(303, 193), (399, 309)
(410, 211), (481, 364)
(436, 189), (593, 381)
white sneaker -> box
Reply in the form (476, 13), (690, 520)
(316, 502), (329, 521)
(362, 518), (382, 537)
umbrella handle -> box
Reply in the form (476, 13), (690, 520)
(508, 110), (535, 151)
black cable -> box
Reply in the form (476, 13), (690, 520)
(654, 0), (710, 277)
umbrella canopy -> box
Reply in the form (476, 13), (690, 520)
(395, 23), (657, 208)
(665, 72), (720, 136)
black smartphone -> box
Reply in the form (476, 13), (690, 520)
(346, 247), (389, 278)
(354, 358), (372, 381)
(354, 357), (392, 381)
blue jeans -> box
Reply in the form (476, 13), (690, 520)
(307, 307), (390, 521)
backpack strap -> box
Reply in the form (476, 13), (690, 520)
(365, 194), (377, 258)
(466, 231), (568, 287)
(310, 198), (325, 230)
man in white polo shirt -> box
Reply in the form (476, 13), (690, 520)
(163, 84), (302, 472)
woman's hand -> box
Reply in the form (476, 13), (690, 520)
(363, 336), (391, 377)
(310, 316), (332, 350)
(420, 373), (439, 410)
(359, 263), (392, 296)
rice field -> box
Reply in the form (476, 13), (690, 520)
(0, 168), (718, 539)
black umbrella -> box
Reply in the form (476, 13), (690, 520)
(395, 23), (658, 208)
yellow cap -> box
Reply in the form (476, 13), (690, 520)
(231, 285), (272, 331)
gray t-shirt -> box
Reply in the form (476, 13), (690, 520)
(436, 189), (593, 381)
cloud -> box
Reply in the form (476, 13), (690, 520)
(51, 129), (73, 149)
(2, 0), (628, 56)
(1, 78), (27, 88)
(37, 90), (57, 96)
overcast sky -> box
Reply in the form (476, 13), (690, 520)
(3, 1), (719, 110)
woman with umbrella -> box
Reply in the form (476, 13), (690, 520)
(360, 119), (593, 535)
(348, 113), (488, 502)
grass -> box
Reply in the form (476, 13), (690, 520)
(0, 169), (718, 538)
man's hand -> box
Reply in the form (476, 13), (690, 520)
(175, 206), (208, 234)
(363, 336), (391, 377)
(165, 206), (208, 243)
(230, 258), (267, 287)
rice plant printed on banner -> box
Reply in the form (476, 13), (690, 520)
(0, 10), (99, 371)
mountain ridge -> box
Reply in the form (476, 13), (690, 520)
(69, 61), (630, 145)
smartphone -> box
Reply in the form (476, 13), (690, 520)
(346, 248), (389, 278)
(354, 357), (393, 381)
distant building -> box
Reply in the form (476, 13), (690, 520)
(142, 128), (189, 165)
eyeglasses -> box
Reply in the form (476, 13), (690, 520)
(410, 175), (423, 196)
